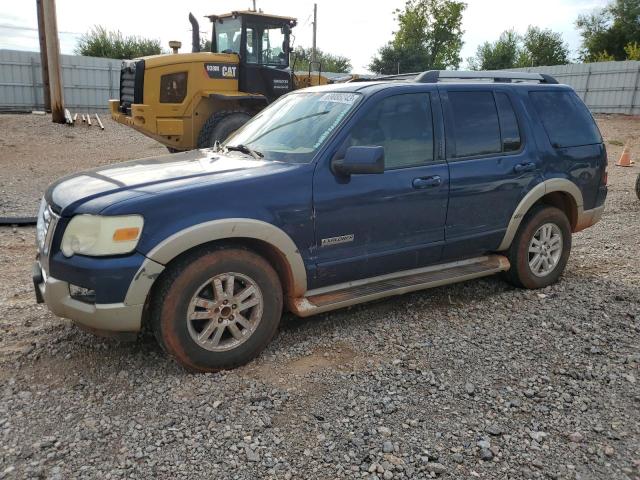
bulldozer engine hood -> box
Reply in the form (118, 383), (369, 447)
(44, 149), (298, 216)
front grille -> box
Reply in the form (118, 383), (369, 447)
(119, 59), (145, 115)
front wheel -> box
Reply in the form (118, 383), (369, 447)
(635, 173), (640, 201)
(150, 247), (283, 371)
(504, 205), (572, 289)
(197, 111), (252, 149)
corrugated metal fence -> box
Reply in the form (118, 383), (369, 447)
(0, 49), (120, 112)
(511, 61), (640, 115)
(2, 48), (640, 115)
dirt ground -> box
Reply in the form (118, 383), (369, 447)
(0, 114), (639, 479)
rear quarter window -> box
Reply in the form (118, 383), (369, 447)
(529, 91), (602, 148)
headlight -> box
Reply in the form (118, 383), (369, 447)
(61, 215), (144, 257)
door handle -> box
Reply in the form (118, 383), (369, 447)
(513, 162), (536, 173)
(412, 175), (442, 189)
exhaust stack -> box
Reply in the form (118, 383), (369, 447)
(189, 13), (200, 53)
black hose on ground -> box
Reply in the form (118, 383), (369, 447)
(0, 217), (37, 226)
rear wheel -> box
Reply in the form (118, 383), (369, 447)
(150, 247), (283, 371)
(635, 173), (640, 201)
(504, 205), (571, 289)
(197, 111), (252, 148)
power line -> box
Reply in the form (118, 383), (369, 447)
(0, 23), (80, 35)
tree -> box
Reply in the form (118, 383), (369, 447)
(369, 0), (466, 74)
(519, 26), (570, 67)
(468, 26), (569, 70)
(75, 26), (162, 59)
(468, 30), (520, 70)
(576, 0), (640, 61)
(625, 41), (640, 60)
(292, 46), (352, 73)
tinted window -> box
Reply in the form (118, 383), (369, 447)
(449, 92), (501, 157)
(530, 91), (602, 148)
(495, 92), (521, 152)
(346, 93), (434, 169)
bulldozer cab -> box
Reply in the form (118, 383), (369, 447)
(208, 11), (296, 102)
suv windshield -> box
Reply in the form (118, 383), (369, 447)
(224, 91), (362, 163)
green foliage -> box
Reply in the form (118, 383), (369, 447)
(200, 38), (212, 52)
(369, 0), (467, 74)
(292, 46), (352, 73)
(468, 26), (569, 70)
(520, 26), (570, 67)
(75, 26), (163, 59)
(576, 0), (640, 62)
(624, 41), (640, 60)
(468, 30), (520, 70)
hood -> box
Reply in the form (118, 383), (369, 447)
(46, 149), (292, 214)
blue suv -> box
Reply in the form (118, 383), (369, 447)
(34, 70), (607, 371)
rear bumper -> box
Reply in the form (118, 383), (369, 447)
(575, 204), (605, 232)
(34, 261), (143, 332)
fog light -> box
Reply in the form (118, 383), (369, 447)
(69, 284), (96, 303)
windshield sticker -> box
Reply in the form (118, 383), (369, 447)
(318, 93), (358, 104)
(313, 107), (352, 149)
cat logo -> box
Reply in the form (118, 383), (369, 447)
(204, 63), (238, 80)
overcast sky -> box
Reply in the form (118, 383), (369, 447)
(0, 0), (608, 72)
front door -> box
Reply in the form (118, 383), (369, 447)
(440, 87), (542, 259)
(240, 21), (292, 101)
(311, 91), (449, 288)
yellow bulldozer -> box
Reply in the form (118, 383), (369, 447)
(110, 10), (353, 152)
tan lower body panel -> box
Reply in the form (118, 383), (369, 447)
(289, 255), (510, 317)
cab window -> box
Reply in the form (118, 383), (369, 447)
(215, 18), (241, 53)
(345, 93), (434, 169)
(245, 23), (287, 66)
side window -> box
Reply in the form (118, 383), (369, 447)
(448, 91), (501, 158)
(495, 92), (521, 152)
(345, 93), (434, 169)
(160, 72), (188, 103)
(529, 91), (602, 148)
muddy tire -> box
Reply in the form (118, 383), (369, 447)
(196, 111), (252, 148)
(166, 146), (182, 154)
(150, 246), (283, 372)
(504, 205), (572, 289)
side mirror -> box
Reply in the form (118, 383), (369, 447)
(332, 146), (385, 176)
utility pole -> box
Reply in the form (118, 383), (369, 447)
(35, 0), (51, 112)
(311, 3), (317, 66)
(42, 0), (65, 123)
(252, 0), (256, 11)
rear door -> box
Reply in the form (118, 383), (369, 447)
(311, 89), (449, 288)
(440, 87), (541, 259)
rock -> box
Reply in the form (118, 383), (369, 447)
(477, 440), (491, 450)
(464, 382), (475, 395)
(451, 453), (464, 464)
(529, 431), (548, 442)
(425, 462), (447, 474)
(479, 448), (494, 461)
(485, 424), (503, 436)
(382, 441), (394, 453)
(245, 446), (260, 462)
(604, 446), (614, 457)
(568, 432), (584, 443)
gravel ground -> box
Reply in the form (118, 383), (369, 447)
(0, 114), (639, 479)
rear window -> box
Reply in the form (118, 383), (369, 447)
(529, 91), (602, 148)
(448, 91), (501, 157)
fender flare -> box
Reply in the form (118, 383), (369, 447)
(125, 219), (308, 306)
(497, 178), (584, 251)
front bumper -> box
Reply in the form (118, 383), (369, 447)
(34, 261), (143, 332)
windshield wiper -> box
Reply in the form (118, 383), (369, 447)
(225, 144), (264, 160)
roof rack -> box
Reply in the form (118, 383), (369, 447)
(415, 70), (558, 84)
(352, 70), (558, 85)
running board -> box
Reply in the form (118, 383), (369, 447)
(290, 255), (510, 317)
